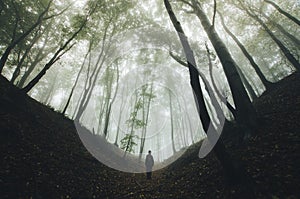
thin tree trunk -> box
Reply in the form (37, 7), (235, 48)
(62, 42), (93, 115)
(263, 0), (300, 26)
(261, 12), (300, 48)
(239, 3), (300, 71)
(204, 45), (237, 119)
(11, 23), (46, 83)
(103, 63), (120, 138)
(72, 52), (93, 119)
(22, 18), (87, 93)
(0, 0), (53, 73)
(17, 25), (52, 88)
(168, 89), (176, 154)
(139, 83), (153, 160)
(124, 92), (139, 157)
(114, 83), (127, 146)
(218, 10), (272, 89)
(75, 21), (114, 121)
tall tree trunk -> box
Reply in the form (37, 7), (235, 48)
(236, 66), (257, 101)
(164, 0), (249, 184)
(263, 0), (300, 26)
(168, 89), (176, 154)
(103, 63), (120, 138)
(75, 21), (114, 121)
(114, 83), (127, 146)
(62, 42), (93, 115)
(11, 24), (44, 83)
(169, 50), (229, 121)
(139, 83), (153, 160)
(124, 92), (139, 157)
(189, 0), (258, 130)
(218, 10), (273, 89)
(204, 45), (237, 119)
(72, 52), (93, 119)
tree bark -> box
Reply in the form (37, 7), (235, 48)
(165, 0), (249, 184)
(188, 0), (258, 130)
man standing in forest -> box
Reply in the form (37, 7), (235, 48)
(145, 150), (154, 179)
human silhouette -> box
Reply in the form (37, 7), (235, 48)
(145, 150), (154, 179)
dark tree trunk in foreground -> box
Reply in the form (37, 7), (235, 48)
(218, 10), (273, 89)
(236, 66), (257, 101)
(164, 0), (249, 184)
(190, 1), (258, 132)
(204, 46), (237, 119)
(169, 50), (232, 121)
(263, 0), (300, 26)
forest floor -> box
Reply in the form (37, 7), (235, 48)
(0, 72), (299, 199)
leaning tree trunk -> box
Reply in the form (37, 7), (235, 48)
(17, 27), (51, 88)
(62, 42), (92, 115)
(263, 0), (300, 26)
(75, 20), (113, 121)
(190, 0), (258, 131)
(22, 18), (87, 93)
(11, 26), (42, 83)
(239, 3), (300, 71)
(261, 12), (300, 48)
(218, 10), (272, 89)
(236, 66), (257, 101)
(0, 0), (52, 73)
(204, 45), (237, 119)
(164, 0), (249, 184)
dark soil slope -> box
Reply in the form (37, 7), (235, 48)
(0, 73), (299, 198)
